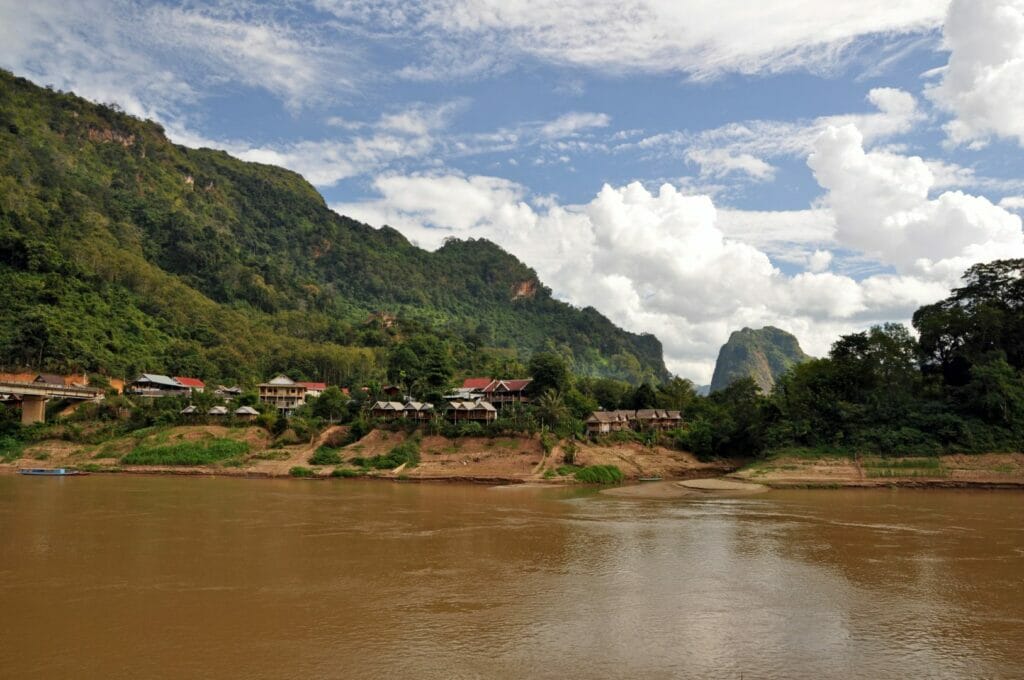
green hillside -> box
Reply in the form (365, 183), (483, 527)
(709, 326), (809, 393)
(0, 70), (668, 386)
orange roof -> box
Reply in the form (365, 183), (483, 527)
(462, 377), (493, 390)
(299, 381), (327, 390)
(174, 377), (206, 388)
(487, 378), (532, 392)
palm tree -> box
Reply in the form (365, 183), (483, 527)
(534, 389), (569, 430)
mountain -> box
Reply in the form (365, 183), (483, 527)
(709, 326), (809, 393)
(0, 70), (668, 385)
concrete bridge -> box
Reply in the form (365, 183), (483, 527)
(0, 381), (104, 424)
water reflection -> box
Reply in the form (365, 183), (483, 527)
(1, 477), (1022, 679)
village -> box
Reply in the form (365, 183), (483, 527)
(1, 370), (683, 435)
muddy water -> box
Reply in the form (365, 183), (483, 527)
(1, 477), (1023, 679)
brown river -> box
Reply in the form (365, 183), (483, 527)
(2, 476), (1024, 679)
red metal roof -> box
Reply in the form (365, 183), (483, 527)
(462, 377), (492, 390)
(174, 377), (206, 388)
(298, 382), (327, 390)
(488, 378), (532, 392)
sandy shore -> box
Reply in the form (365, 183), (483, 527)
(602, 478), (769, 499)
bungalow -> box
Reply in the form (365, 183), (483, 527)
(482, 379), (533, 408)
(370, 401), (406, 420)
(585, 409), (683, 436)
(208, 406), (229, 417)
(180, 405), (198, 416)
(584, 410), (632, 435)
(234, 405), (259, 421)
(403, 401), (435, 421)
(444, 399), (498, 423)
(215, 385), (243, 398)
(174, 376), (205, 393)
(128, 374), (189, 398)
(258, 375), (325, 415)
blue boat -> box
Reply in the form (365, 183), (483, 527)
(18, 468), (88, 476)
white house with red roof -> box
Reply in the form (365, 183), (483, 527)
(174, 376), (206, 393)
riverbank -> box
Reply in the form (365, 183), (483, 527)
(731, 452), (1024, 489)
(0, 424), (732, 484)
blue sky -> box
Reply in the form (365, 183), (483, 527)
(2, 0), (1024, 381)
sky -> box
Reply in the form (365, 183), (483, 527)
(2, 0), (1024, 383)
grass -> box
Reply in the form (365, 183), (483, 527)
(121, 439), (249, 466)
(861, 457), (943, 469)
(555, 464), (582, 476)
(330, 467), (362, 478)
(492, 440), (519, 449)
(574, 465), (625, 485)
(251, 450), (290, 461)
(309, 445), (342, 466)
(350, 438), (421, 471)
(289, 466), (315, 478)
(542, 469), (556, 479)
(0, 435), (25, 463)
(865, 467), (949, 479)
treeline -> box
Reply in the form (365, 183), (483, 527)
(682, 260), (1024, 459)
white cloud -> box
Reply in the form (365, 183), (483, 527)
(927, 0), (1024, 147)
(321, 1), (947, 79)
(808, 124), (1024, 284)
(1000, 196), (1024, 210)
(334, 172), (959, 382)
(628, 87), (925, 169)
(0, 0), (355, 119)
(539, 112), (611, 139)
(685, 148), (776, 182)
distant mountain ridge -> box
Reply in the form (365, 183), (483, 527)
(0, 69), (668, 384)
(709, 326), (810, 393)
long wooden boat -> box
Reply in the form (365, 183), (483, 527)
(17, 468), (88, 476)
(638, 476), (663, 482)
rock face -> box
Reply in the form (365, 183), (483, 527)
(709, 327), (810, 394)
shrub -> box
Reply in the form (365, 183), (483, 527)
(0, 435), (24, 463)
(309, 446), (342, 465)
(574, 465), (624, 484)
(330, 467), (361, 478)
(289, 466), (315, 478)
(121, 439), (249, 466)
(350, 436), (421, 470)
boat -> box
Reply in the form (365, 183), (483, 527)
(18, 468), (88, 476)
(638, 476), (663, 482)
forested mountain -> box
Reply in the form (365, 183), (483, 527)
(0, 70), (668, 386)
(709, 326), (809, 393)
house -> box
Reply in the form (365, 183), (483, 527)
(482, 379), (533, 407)
(370, 401), (406, 420)
(179, 405), (198, 416)
(403, 401), (435, 421)
(208, 406), (229, 416)
(444, 399), (498, 423)
(234, 406), (259, 421)
(215, 385), (243, 398)
(381, 385), (405, 399)
(585, 409), (683, 436)
(128, 374), (189, 397)
(258, 375), (324, 415)
(33, 373), (90, 387)
(298, 381), (326, 399)
(174, 376), (206, 393)
(584, 410), (632, 435)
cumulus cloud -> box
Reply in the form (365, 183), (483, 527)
(334, 172), (958, 381)
(320, 1), (946, 79)
(927, 0), (1024, 147)
(808, 124), (1024, 283)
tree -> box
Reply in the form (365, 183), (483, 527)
(630, 383), (657, 409)
(311, 386), (349, 422)
(534, 389), (569, 430)
(528, 352), (570, 395)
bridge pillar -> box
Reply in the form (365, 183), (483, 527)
(21, 395), (46, 425)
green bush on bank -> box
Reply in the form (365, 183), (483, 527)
(574, 465), (624, 485)
(309, 446), (342, 465)
(350, 436), (421, 470)
(289, 466), (315, 478)
(121, 438), (249, 466)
